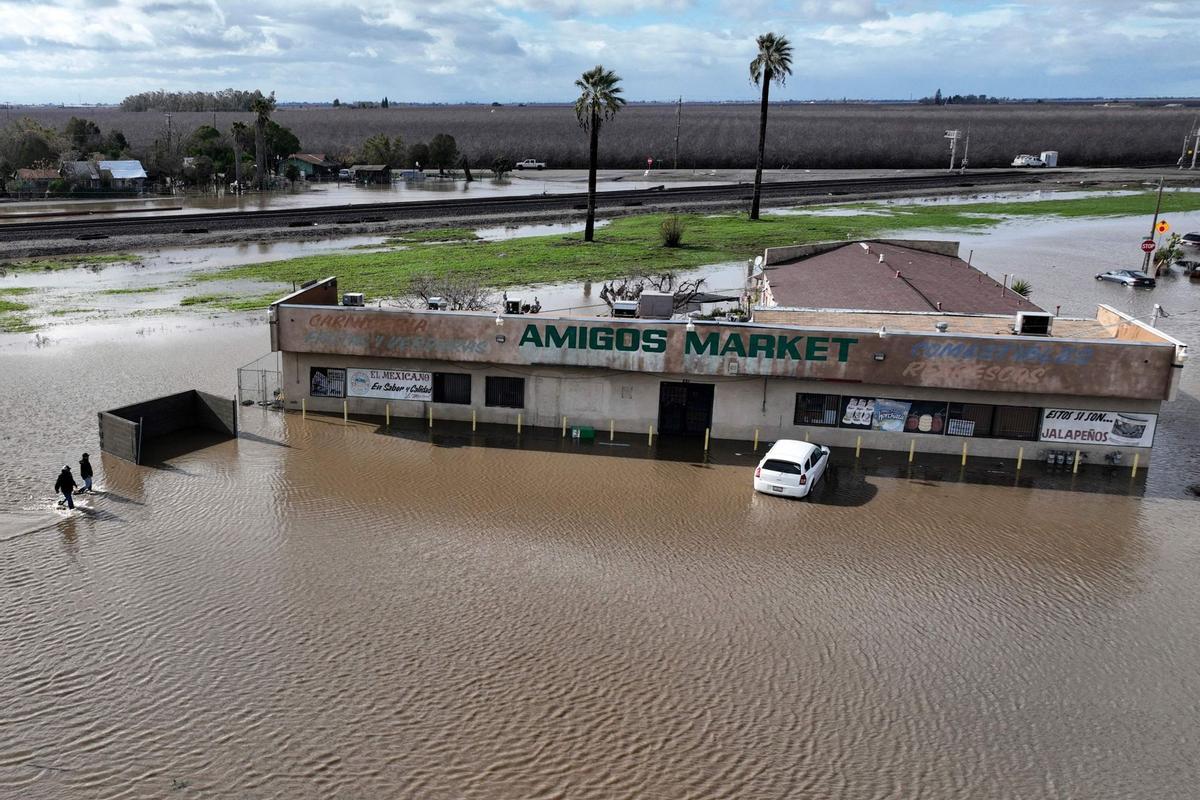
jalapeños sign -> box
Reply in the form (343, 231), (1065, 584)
(518, 323), (858, 363)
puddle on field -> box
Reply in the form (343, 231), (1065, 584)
(474, 219), (610, 240)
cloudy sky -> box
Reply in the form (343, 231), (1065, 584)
(0, 0), (1192, 104)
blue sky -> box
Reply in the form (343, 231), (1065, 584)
(0, 0), (1192, 104)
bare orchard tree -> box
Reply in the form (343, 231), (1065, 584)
(402, 272), (495, 311)
(599, 271), (707, 312)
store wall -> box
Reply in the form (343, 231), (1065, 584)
(280, 351), (1163, 463)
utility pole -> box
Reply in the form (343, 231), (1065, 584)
(944, 129), (960, 172)
(673, 96), (682, 170)
(164, 112), (173, 153)
(959, 124), (971, 174)
(1142, 176), (1164, 273)
(1191, 126), (1200, 170)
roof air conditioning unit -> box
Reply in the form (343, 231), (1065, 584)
(427, 296), (446, 310)
(612, 300), (639, 318)
(1015, 311), (1053, 336)
(342, 292), (365, 307)
(504, 297), (522, 315)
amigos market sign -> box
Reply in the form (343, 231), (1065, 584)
(517, 323), (858, 363)
(276, 307), (1176, 399)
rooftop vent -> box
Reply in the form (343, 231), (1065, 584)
(935, 321), (949, 332)
(878, 253), (885, 263)
(612, 300), (639, 318)
(504, 297), (523, 315)
(1015, 311), (1053, 336)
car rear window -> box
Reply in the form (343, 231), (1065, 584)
(762, 459), (804, 474)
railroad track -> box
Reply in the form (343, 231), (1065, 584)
(0, 170), (1045, 243)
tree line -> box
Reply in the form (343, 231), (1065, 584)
(119, 88), (272, 112)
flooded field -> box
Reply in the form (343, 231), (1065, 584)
(2, 209), (1199, 798)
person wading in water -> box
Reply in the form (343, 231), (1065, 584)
(79, 453), (94, 493)
(55, 466), (77, 510)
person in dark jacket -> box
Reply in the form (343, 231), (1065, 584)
(54, 466), (77, 510)
(79, 453), (93, 493)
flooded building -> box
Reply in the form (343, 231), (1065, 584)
(270, 240), (1187, 463)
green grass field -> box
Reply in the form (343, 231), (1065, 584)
(195, 190), (1200, 305)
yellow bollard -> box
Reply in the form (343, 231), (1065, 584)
(563, 416), (568, 437)
(517, 413), (522, 435)
(1131, 452), (1140, 477)
(472, 409), (477, 432)
(648, 425), (654, 447)
(804, 430), (810, 442)
(855, 435), (862, 458)
(908, 439), (915, 463)
(609, 419), (614, 441)
(301, 398), (306, 420)
(1073, 449), (1081, 474)
(961, 440), (968, 467)
(385, 403), (390, 427)
(343, 400), (348, 424)
(753, 428), (759, 451)
(704, 427), (710, 452)
(1017, 446), (1024, 471)
(428, 406), (433, 428)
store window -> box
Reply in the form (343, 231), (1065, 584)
(946, 403), (995, 437)
(433, 372), (472, 404)
(485, 376), (525, 408)
(793, 393), (840, 427)
(993, 406), (1041, 440)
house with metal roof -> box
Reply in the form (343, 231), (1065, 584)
(285, 153), (338, 178)
(98, 160), (147, 190)
(348, 164), (390, 184)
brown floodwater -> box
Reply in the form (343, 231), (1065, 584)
(2, 212), (1200, 798)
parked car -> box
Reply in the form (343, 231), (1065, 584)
(338, 168), (352, 180)
(1180, 232), (1200, 250)
(1095, 269), (1156, 287)
(515, 159), (546, 170)
(753, 440), (830, 499)
(1011, 154), (1046, 167)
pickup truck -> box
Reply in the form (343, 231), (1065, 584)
(515, 159), (546, 170)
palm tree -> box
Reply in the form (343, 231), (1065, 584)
(749, 33), (793, 220)
(574, 65), (625, 242)
(229, 121), (250, 190)
(250, 92), (276, 191)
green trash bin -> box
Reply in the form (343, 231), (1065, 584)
(571, 426), (595, 440)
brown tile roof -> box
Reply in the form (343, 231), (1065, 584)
(16, 168), (59, 181)
(764, 241), (1043, 315)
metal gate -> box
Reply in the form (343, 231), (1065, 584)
(237, 352), (283, 409)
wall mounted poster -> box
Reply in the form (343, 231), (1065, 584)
(347, 369), (433, 402)
(310, 367), (346, 398)
(1040, 409), (1157, 447)
(840, 397), (876, 428)
(872, 399), (913, 432)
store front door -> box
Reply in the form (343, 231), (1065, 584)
(658, 382), (714, 436)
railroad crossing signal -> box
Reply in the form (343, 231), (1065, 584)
(1141, 239), (1156, 253)
(1156, 220), (1170, 234)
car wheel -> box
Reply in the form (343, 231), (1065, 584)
(537, 166), (543, 170)
(1095, 275), (1103, 280)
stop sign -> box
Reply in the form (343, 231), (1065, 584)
(1141, 239), (1156, 253)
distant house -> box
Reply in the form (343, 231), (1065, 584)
(98, 160), (148, 190)
(285, 153), (338, 179)
(61, 161), (101, 190)
(15, 168), (59, 191)
(348, 164), (390, 184)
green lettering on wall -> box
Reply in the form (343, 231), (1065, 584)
(686, 331), (720, 355)
(805, 336), (829, 361)
(545, 325), (577, 348)
(830, 337), (858, 362)
(748, 334), (776, 358)
(589, 327), (614, 350)
(642, 330), (668, 353)
(519, 325), (543, 347)
(719, 335), (747, 357)
(776, 335), (804, 360)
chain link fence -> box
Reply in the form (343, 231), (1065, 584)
(237, 353), (283, 409)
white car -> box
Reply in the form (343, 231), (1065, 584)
(753, 440), (830, 499)
(1011, 154), (1046, 167)
(515, 159), (546, 170)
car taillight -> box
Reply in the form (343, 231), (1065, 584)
(754, 467), (761, 477)
(799, 474), (807, 485)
